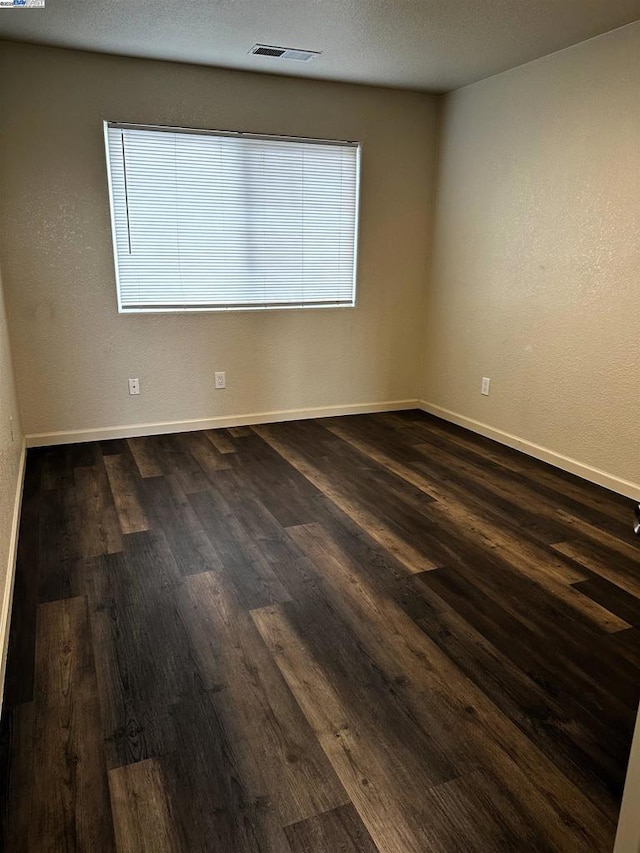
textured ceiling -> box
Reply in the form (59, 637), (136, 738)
(1, 0), (639, 92)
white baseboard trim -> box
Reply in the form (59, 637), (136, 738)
(25, 399), (420, 448)
(419, 400), (640, 500)
(1, 439), (27, 713)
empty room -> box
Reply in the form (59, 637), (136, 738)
(1, 1), (640, 850)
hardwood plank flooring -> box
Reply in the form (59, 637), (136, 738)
(26, 596), (114, 851)
(108, 759), (180, 853)
(1, 411), (639, 851)
(284, 804), (378, 853)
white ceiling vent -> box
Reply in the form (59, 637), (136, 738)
(250, 44), (321, 62)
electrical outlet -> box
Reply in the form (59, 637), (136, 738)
(481, 377), (491, 396)
(128, 378), (140, 395)
(215, 371), (226, 389)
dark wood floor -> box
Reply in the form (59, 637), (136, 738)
(1, 411), (639, 852)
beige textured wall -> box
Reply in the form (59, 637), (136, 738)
(615, 702), (640, 852)
(423, 22), (640, 492)
(0, 263), (23, 649)
(0, 42), (437, 437)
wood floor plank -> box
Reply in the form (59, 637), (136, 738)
(127, 436), (164, 478)
(416, 437), (627, 545)
(188, 486), (292, 610)
(229, 432), (322, 528)
(284, 804), (379, 853)
(205, 428), (237, 454)
(109, 758), (180, 853)
(324, 417), (628, 633)
(554, 507), (640, 558)
(554, 539), (640, 600)
(421, 769), (552, 852)
(254, 424), (439, 573)
(100, 438), (130, 456)
(281, 524), (477, 778)
(180, 570), (349, 825)
(37, 486), (79, 602)
(325, 416), (579, 563)
(252, 603), (439, 853)
(612, 628), (640, 670)
(410, 439), (583, 546)
(40, 446), (75, 492)
(257, 582), (609, 851)
(29, 596), (115, 852)
(572, 576), (640, 627)
(280, 522), (617, 850)
(163, 686), (294, 852)
(2, 702), (36, 853)
(177, 429), (232, 477)
(68, 441), (101, 469)
(103, 452), (150, 534)
(155, 433), (211, 496)
(418, 564), (640, 751)
(85, 532), (194, 769)
(228, 426), (254, 438)
(393, 411), (631, 528)
(137, 474), (222, 577)
(401, 570), (629, 818)
(405, 428), (630, 543)
(298, 457), (635, 715)
(308, 492), (639, 729)
(288, 512), (627, 815)
(74, 462), (124, 558)
(217, 475), (306, 561)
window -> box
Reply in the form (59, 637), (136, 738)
(104, 122), (360, 312)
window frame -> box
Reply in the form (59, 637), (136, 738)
(103, 121), (361, 314)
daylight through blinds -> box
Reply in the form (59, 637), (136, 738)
(105, 123), (360, 312)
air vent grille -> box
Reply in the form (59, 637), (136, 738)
(252, 46), (286, 58)
(250, 44), (321, 62)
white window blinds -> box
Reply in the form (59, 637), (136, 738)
(104, 122), (360, 312)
